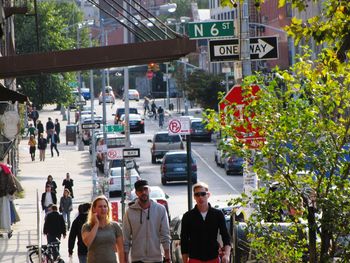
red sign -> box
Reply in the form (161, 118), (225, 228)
(219, 85), (264, 148)
(146, 70), (153, 80)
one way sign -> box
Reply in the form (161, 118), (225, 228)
(209, 36), (279, 62)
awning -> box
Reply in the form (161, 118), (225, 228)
(0, 83), (28, 103)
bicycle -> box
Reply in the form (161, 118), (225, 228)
(27, 241), (65, 263)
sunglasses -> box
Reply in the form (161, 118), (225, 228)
(194, 192), (207, 197)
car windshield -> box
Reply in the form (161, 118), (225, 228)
(155, 134), (181, 143)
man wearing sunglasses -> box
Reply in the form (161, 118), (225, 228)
(180, 182), (231, 263)
(123, 180), (172, 263)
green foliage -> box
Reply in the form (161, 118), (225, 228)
(14, 1), (87, 107)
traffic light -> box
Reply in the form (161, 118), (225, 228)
(148, 63), (160, 72)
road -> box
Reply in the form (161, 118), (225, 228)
(91, 97), (243, 218)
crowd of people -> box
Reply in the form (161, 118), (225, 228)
(26, 114), (61, 161)
(143, 97), (165, 128)
(40, 179), (231, 263)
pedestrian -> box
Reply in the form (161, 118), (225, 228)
(55, 118), (61, 143)
(143, 97), (150, 115)
(151, 100), (157, 120)
(157, 106), (164, 128)
(69, 203), (91, 263)
(50, 131), (60, 157)
(59, 188), (73, 231)
(30, 106), (39, 128)
(122, 180), (171, 263)
(46, 175), (58, 194)
(41, 184), (57, 214)
(37, 120), (44, 136)
(43, 204), (66, 259)
(82, 195), (125, 263)
(37, 133), (48, 161)
(180, 182), (231, 263)
(26, 123), (37, 138)
(28, 135), (37, 161)
(46, 117), (54, 140)
(62, 172), (74, 198)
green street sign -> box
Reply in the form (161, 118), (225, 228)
(187, 20), (235, 39)
(104, 124), (124, 133)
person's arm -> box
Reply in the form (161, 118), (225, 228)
(218, 211), (231, 263)
(115, 236), (125, 263)
(122, 211), (131, 263)
(82, 214), (99, 247)
(180, 213), (190, 263)
(68, 220), (77, 256)
(160, 207), (171, 262)
(221, 245), (231, 263)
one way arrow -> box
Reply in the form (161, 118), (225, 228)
(250, 39), (274, 58)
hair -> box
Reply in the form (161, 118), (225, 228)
(87, 195), (111, 227)
(193, 181), (209, 192)
(47, 175), (53, 181)
(51, 204), (58, 211)
(64, 188), (70, 195)
(79, 202), (91, 214)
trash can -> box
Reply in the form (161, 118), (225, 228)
(66, 124), (77, 145)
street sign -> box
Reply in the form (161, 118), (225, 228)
(168, 117), (191, 135)
(81, 122), (101, 129)
(188, 20), (235, 39)
(219, 85), (264, 148)
(75, 100), (86, 106)
(104, 124), (124, 133)
(123, 148), (140, 158)
(107, 148), (123, 160)
(209, 36), (279, 62)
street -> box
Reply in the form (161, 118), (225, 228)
(0, 97), (243, 263)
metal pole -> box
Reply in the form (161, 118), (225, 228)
(121, 160), (125, 219)
(240, 0), (252, 77)
(186, 134), (192, 211)
(225, 73), (229, 93)
(101, 20), (108, 176)
(77, 24), (85, 151)
(184, 62), (188, 115)
(166, 62), (170, 110)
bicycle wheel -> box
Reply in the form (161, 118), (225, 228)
(28, 249), (39, 263)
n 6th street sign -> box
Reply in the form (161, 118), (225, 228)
(188, 20), (235, 39)
(209, 36), (279, 62)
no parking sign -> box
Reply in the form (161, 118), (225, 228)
(168, 117), (191, 135)
(107, 148), (123, 160)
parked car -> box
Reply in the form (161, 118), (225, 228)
(223, 155), (244, 175)
(170, 206), (233, 263)
(99, 85), (115, 105)
(108, 167), (140, 197)
(190, 118), (212, 142)
(113, 107), (139, 124)
(81, 88), (91, 100)
(119, 113), (145, 133)
(160, 151), (197, 185)
(215, 138), (233, 167)
(148, 131), (184, 164)
(123, 89), (140, 101)
(126, 186), (171, 220)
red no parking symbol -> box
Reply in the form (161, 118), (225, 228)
(168, 119), (181, 134)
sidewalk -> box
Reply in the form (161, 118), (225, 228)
(0, 105), (93, 263)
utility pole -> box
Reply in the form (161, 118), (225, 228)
(77, 24), (85, 151)
(240, 0), (252, 78)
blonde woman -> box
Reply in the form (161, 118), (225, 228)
(28, 135), (37, 161)
(82, 195), (124, 263)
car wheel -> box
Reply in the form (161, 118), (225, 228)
(161, 178), (167, 185)
(99, 102), (101, 105)
(151, 156), (156, 164)
(226, 170), (231, 175)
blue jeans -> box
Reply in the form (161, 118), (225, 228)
(62, 211), (71, 230)
(78, 255), (87, 263)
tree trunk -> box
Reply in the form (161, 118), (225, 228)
(307, 206), (318, 263)
(320, 224), (331, 263)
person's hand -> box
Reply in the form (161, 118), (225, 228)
(93, 212), (99, 225)
(221, 254), (230, 263)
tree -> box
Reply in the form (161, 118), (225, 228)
(205, 1), (350, 262)
(14, 1), (88, 108)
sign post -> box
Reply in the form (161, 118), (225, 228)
(167, 117), (193, 211)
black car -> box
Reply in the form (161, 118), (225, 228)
(190, 118), (212, 142)
(113, 107), (138, 124)
(120, 113), (145, 133)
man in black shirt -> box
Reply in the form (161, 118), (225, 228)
(181, 182), (231, 263)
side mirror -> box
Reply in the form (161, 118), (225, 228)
(165, 193), (170, 199)
(112, 114), (116, 116)
(147, 139), (152, 143)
